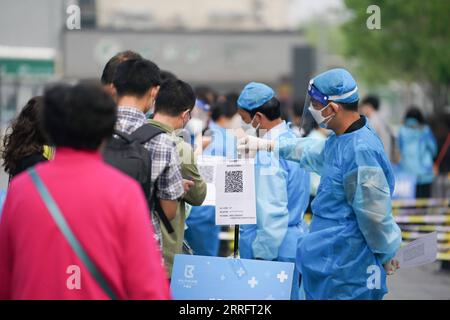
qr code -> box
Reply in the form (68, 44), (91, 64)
(225, 170), (244, 193)
(199, 165), (215, 183)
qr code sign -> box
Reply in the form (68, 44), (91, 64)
(225, 170), (244, 193)
(199, 165), (215, 183)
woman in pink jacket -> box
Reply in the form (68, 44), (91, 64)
(0, 83), (171, 300)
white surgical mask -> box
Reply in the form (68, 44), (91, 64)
(308, 104), (334, 128)
(251, 114), (261, 131)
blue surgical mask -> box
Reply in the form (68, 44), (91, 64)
(145, 110), (153, 119)
(405, 118), (419, 127)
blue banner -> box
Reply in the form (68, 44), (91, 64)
(171, 254), (294, 300)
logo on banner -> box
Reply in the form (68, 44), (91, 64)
(184, 265), (195, 278)
(177, 264), (198, 289)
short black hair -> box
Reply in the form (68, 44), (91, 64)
(100, 51), (142, 85)
(211, 101), (237, 122)
(160, 70), (178, 83)
(225, 92), (239, 107)
(113, 58), (161, 98)
(338, 100), (359, 112)
(195, 86), (217, 105)
(154, 79), (196, 117)
(248, 97), (281, 121)
(361, 95), (380, 111)
(42, 83), (117, 150)
(405, 106), (425, 124)
(292, 100), (305, 117)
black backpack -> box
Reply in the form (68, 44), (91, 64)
(103, 124), (174, 233)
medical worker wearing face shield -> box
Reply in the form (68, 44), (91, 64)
(237, 82), (310, 300)
(238, 69), (402, 300)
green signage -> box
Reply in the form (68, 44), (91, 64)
(0, 58), (54, 76)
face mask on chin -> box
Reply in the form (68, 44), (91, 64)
(144, 98), (156, 118)
(145, 109), (153, 119)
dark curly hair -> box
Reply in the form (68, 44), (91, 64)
(2, 96), (47, 176)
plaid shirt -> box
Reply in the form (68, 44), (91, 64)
(116, 106), (184, 247)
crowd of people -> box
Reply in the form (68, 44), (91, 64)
(0, 50), (447, 300)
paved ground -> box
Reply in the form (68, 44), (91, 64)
(386, 262), (450, 300)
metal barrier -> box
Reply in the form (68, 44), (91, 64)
(218, 197), (450, 260)
(302, 198), (450, 260)
(392, 198), (450, 261)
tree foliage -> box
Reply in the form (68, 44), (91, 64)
(342, 0), (450, 112)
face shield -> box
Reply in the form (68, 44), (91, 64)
(189, 99), (211, 131)
(299, 83), (330, 137)
(299, 80), (358, 136)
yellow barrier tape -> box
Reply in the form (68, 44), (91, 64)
(395, 215), (450, 223)
(393, 209), (450, 216)
(438, 253), (450, 261)
(401, 231), (450, 241)
(393, 199), (449, 208)
(402, 225), (450, 232)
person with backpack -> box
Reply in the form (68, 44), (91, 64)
(148, 78), (207, 277)
(111, 58), (185, 249)
(0, 83), (170, 299)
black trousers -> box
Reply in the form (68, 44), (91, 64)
(415, 183), (432, 198)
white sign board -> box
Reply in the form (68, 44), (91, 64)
(394, 232), (437, 268)
(196, 156), (224, 206)
(215, 159), (256, 225)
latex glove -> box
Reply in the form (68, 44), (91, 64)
(383, 259), (400, 275)
(237, 135), (275, 157)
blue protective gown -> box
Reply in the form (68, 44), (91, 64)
(185, 121), (237, 256)
(398, 123), (437, 185)
(240, 121), (310, 299)
(276, 118), (402, 300)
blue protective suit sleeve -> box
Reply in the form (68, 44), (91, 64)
(424, 126), (438, 157)
(252, 151), (289, 260)
(344, 150), (402, 264)
(275, 137), (326, 175)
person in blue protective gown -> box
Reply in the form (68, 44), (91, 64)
(236, 82), (310, 300)
(238, 69), (402, 300)
(185, 100), (238, 256)
(398, 106), (437, 198)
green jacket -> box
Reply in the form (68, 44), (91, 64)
(148, 119), (207, 276)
